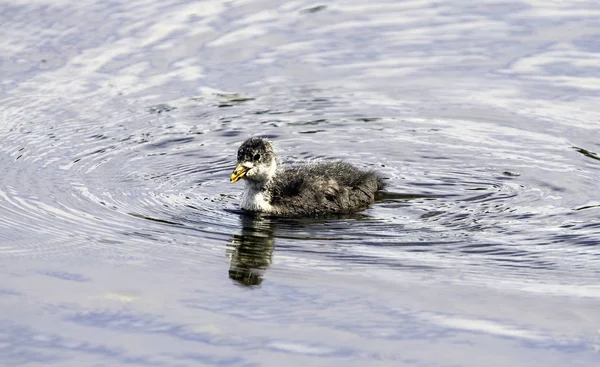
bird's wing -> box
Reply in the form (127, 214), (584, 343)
(269, 166), (379, 216)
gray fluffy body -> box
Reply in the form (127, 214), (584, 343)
(231, 137), (384, 217)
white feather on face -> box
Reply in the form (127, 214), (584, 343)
(244, 156), (276, 184)
(235, 138), (277, 186)
(232, 138), (278, 212)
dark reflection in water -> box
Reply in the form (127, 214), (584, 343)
(226, 210), (387, 286)
(573, 146), (600, 162)
(226, 191), (437, 286)
(227, 214), (275, 286)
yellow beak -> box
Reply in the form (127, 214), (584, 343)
(230, 163), (248, 183)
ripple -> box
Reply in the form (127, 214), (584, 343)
(2, 83), (599, 288)
(0, 94), (244, 264)
(2, 1), (600, 365)
(0, 0), (598, 290)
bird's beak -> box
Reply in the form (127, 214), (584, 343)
(230, 163), (248, 183)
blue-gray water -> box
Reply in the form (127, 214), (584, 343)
(1, 0), (600, 366)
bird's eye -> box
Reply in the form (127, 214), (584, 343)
(253, 153), (261, 161)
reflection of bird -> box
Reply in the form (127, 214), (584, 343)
(230, 137), (384, 217)
(227, 215), (275, 286)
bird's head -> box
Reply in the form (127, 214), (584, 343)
(230, 137), (277, 186)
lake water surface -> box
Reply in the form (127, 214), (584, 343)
(1, 0), (600, 366)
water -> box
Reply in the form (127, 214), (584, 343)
(1, 0), (600, 366)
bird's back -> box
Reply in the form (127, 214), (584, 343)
(268, 161), (383, 217)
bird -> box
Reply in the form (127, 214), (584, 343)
(230, 137), (384, 217)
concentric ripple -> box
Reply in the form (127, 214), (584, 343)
(1, 84), (599, 288)
(0, 94), (241, 264)
(0, 0), (598, 292)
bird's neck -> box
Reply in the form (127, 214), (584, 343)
(241, 180), (273, 212)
